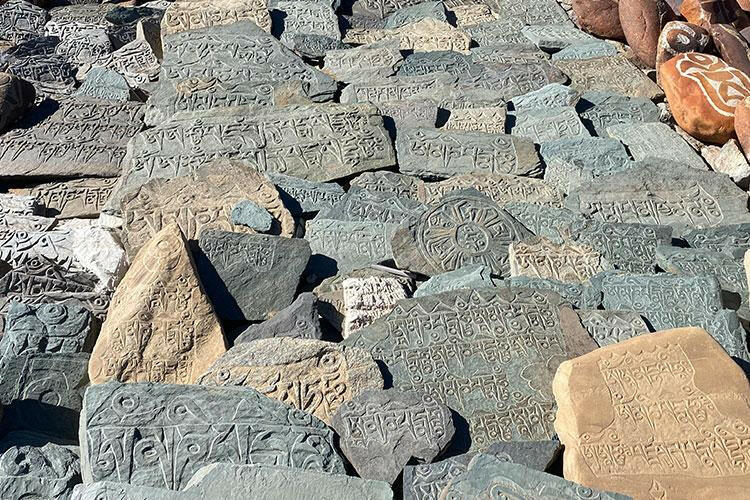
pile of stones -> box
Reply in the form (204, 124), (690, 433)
(0, 0), (749, 498)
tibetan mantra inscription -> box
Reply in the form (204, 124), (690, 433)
(80, 382), (346, 490)
(554, 327), (750, 499)
(343, 287), (596, 450)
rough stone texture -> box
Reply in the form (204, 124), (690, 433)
(17, 178), (118, 219)
(510, 106), (589, 143)
(80, 382), (346, 489)
(343, 19), (471, 53)
(340, 74), (455, 105)
(444, 106), (506, 134)
(554, 55), (664, 99)
(509, 83), (580, 111)
(397, 128), (542, 179)
(656, 21), (711, 74)
(269, 173), (344, 216)
(551, 40), (619, 60)
(414, 265), (496, 298)
(74, 67), (130, 102)
(572, 0), (624, 39)
(575, 90), (662, 136)
(332, 389), (454, 484)
(383, 1), (447, 29)
(231, 200), (274, 232)
(509, 237), (610, 283)
(161, 0), (271, 35)
(323, 40), (402, 83)
(0, 72), (34, 133)
(686, 224), (750, 255)
(701, 139), (750, 187)
(196, 231), (310, 322)
(0, 193), (41, 216)
(88, 224), (226, 385)
(120, 160), (294, 258)
(392, 192), (532, 277)
(521, 25), (596, 51)
(711, 24), (750, 77)
(660, 52), (750, 144)
(606, 122), (706, 169)
(320, 187), (427, 225)
(498, 276), (601, 309)
(342, 276), (408, 338)
(0, 0), (48, 45)
(274, 1), (340, 47)
(343, 288), (597, 451)
(235, 292), (322, 344)
(0, 443), (80, 500)
(554, 326), (750, 499)
(377, 99), (438, 138)
(397, 50), (478, 78)
(350, 171), (422, 200)
(197, 337), (382, 425)
(576, 309), (651, 347)
(619, 0), (675, 67)
(418, 174), (563, 208)
(0, 36), (77, 97)
(91, 38), (160, 89)
(657, 245), (747, 301)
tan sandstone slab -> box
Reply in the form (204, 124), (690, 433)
(89, 223), (226, 384)
(553, 326), (750, 500)
(161, 0), (271, 35)
(509, 236), (610, 283)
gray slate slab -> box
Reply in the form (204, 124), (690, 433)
(576, 90), (661, 136)
(510, 106), (589, 143)
(319, 187), (427, 224)
(521, 25), (595, 50)
(551, 40), (619, 60)
(74, 67), (130, 101)
(383, 1), (447, 29)
(231, 200), (274, 232)
(235, 292), (322, 343)
(268, 173), (344, 216)
(499, 276), (601, 308)
(683, 224), (750, 256)
(576, 309), (650, 347)
(541, 137), (633, 193)
(508, 83), (580, 111)
(414, 264), (496, 298)
(0, 443), (80, 500)
(607, 122), (706, 170)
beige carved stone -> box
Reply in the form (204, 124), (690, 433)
(197, 337), (383, 425)
(509, 236), (609, 283)
(444, 106), (507, 134)
(342, 276), (407, 339)
(89, 223), (226, 384)
(343, 19), (470, 53)
(161, 0), (271, 35)
(121, 159), (294, 258)
(554, 326), (750, 499)
(452, 4), (499, 27)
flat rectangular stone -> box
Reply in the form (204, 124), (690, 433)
(343, 19), (470, 53)
(319, 187), (427, 225)
(504, 202), (586, 243)
(575, 90), (662, 136)
(551, 40), (619, 60)
(576, 309), (650, 347)
(160, 0), (272, 35)
(268, 173), (344, 215)
(554, 55), (664, 99)
(656, 245), (747, 299)
(508, 83), (580, 111)
(418, 173), (563, 207)
(14, 178), (118, 218)
(510, 106), (589, 143)
(684, 224), (750, 255)
(340, 74), (455, 104)
(323, 40), (402, 83)
(509, 236), (610, 283)
(607, 122), (706, 170)
(521, 25), (595, 50)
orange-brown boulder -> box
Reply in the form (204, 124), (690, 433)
(619, 0), (675, 67)
(656, 21), (710, 74)
(554, 327), (750, 500)
(681, 0), (734, 28)
(573, 0), (625, 40)
(660, 52), (750, 143)
(734, 96), (750, 153)
(711, 23), (750, 76)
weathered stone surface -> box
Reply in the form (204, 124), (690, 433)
(419, 174), (563, 207)
(397, 50), (478, 77)
(332, 389), (454, 484)
(0, 443), (80, 500)
(656, 21), (711, 74)
(464, 19), (529, 46)
(80, 382), (346, 489)
(0, 0), (48, 45)
(660, 52), (750, 144)
(572, 0), (624, 39)
(575, 90), (662, 136)
(269, 174), (344, 217)
(0, 41), (76, 97)
(198, 337), (382, 425)
(340, 74), (455, 105)
(397, 128), (542, 179)
(320, 187), (427, 225)
(0, 214), (55, 232)
(509, 83), (580, 111)
(679, 0), (739, 28)
(608, 122), (706, 169)
(554, 326), (750, 499)
(235, 292), (322, 344)
(657, 245), (747, 300)
(0, 72), (34, 133)
(392, 192), (532, 277)
(619, 0), (675, 67)
(274, 1), (340, 47)
(0, 294), (110, 338)
(124, 103), (394, 195)
(509, 237), (610, 283)
(702, 139), (750, 188)
(0, 193), (41, 216)
(443, 106), (506, 134)
(383, 1), (447, 29)
(566, 162), (749, 233)
(576, 309), (650, 347)
(555, 55), (664, 99)
(452, 4), (499, 28)
(231, 200), (273, 232)
(161, 0), (271, 35)
(414, 264), (495, 298)
(454, 61), (568, 100)
(711, 23), (750, 76)
(120, 160), (294, 258)
(55, 26), (112, 67)
(685, 223), (750, 255)
(285, 33), (348, 60)
(521, 25), (595, 51)
(89, 224), (226, 385)
(197, 231), (310, 322)
(0, 98), (144, 179)
(735, 95), (750, 155)
(551, 40), (619, 60)
(350, 171), (422, 200)
(493, 0), (573, 26)
(441, 453), (628, 499)
(342, 275), (408, 338)
(344, 288), (596, 451)
(343, 19), (470, 53)
(510, 106), (589, 143)
(377, 99), (438, 138)
(74, 67), (130, 102)
(323, 40), (402, 83)
(499, 276), (601, 309)
(18, 178), (118, 219)
(541, 137), (633, 193)
(350, 0), (425, 19)
(92, 38), (160, 89)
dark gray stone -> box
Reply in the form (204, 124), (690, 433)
(340, 74), (456, 105)
(683, 224), (750, 256)
(273, 1), (341, 47)
(607, 122), (706, 170)
(323, 40), (402, 83)
(397, 51), (479, 77)
(396, 128), (543, 179)
(504, 203), (586, 243)
(464, 19), (528, 46)
(414, 264), (495, 298)
(454, 62), (567, 100)
(576, 91), (662, 136)
(551, 40), (618, 60)
(377, 99), (438, 139)
(493, 0), (573, 26)
(418, 174), (563, 208)
(318, 187), (427, 224)
(286, 33), (348, 60)
(0, 443), (80, 500)
(383, 1), (447, 29)
(0, 72), (35, 133)
(554, 55), (664, 99)
(197, 231), (311, 322)
(268, 173), (344, 216)
(350, 0), (424, 19)
(343, 288), (596, 451)
(510, 106), (589, 143)
(508, 83), (580, 111)
(350, 171), (423, 200)
(74, 67), (130, 102)
(332, 389), (454, 484)
(0, 0), (48, 45)
(235, 292), (322, 343)
(231, 200), (274, 232)
(576, 309), (650, 347)
(499, 276), (601, 308)
(79, 382), (346, 489)
(470, 44), (548, 65)
(521, 25), (595, 50)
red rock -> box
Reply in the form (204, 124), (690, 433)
(680, 0), (747, 29)
(660, 52), (750, 143)
(734, 96), (750, 154)
(656, 21), (710, 74)
(711, 23), (750, 77)
(619, 0), (675, 67)
(573, 0), (625, 40)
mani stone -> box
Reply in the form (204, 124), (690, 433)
(551, 40), (619, 60)
(120, 160), (294, 258)
(350, 171), (423, 200)
(575, 90), (662, 136)
(397, 51), (478, 77)
(443, 106), (506, 134)
(685, 223), (750, 255)
(383, 1), (448, 28)
(332, 389), (454, 484)
(554, 55), (664, 99)
(402, 440), (561, 500)
(0, 193), (41, 216)
(377, 99), (438, 139)
(509, 237), (610, 284)
(268, 173), (344, 216)
(0, 443), (80, 500)
(510, 106), (589, 143)
(508, 83), (581, 111)
(343, 288), (597, 451)
(74, 67), (130, 102)
(124, 103), (394, 192)
(161, 0), (271, 36)
(414, 264), (496, 298)
(343, 19), (471, 53)
(80, 382), (346, 490)
(92, 38), (160, 89)
(339, 74), (456, 105)
(396, 128), (542, 179)
(0, 0), (48, 45)
(541, 137), (633, 193)
(566, 220), (673, 273)
(88, 224), (226, 385)
(657, 245), (747, 302)
(231, 200), (274, 232)
(350, 0), (424, 19)
(235, 292), (322, 344)
(323, 40), (403, 83)
(553, 326), (750, 499)
(320, 187), (427, 225)
(274, 2), (340, 48)
(440, 454), (629, 499)
(392, 192), (531, 277)
(494, 0), (573, 26)
(454, 61), (568, 101)
(521, 25), (596, 50)
(305, 218), (398, 275)
(499, 276), (601, 309)
(342, 275), (408, 338)
(147, 21), (336, 123)
(576, 309), (650, 347)
(452, 4), (499, 28)
(197, 337), (383, 425)
(196, 231), (310, 322)
(606, 122), (706, 170)
(419, 174), (563, 208)
(0, 98), (144, 179)
(22, 177), (118, 219)
(565, 162), (750, 233)
(465, 19), (530, 46)
(0, 72), (35, 133)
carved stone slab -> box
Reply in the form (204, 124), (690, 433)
(657, 246), (747, 299)
(392, 192), (531, 276)
(414, 264), (496, 298)
(92, 38), (160, 89)
(0, 193), (41, 216)
(0, 0), (48, 45)
(509, 82), (580, 111)
(350, 0), (425, 19)
(493, 0), (573, 26)
(342, 275), (408, 338)
(397, 128), (542, 179)
(607, 122), (706, 170)
(320, 187), (427, 225)
(685, 224), (750, 255)
(509, 237), (610, 283)
(343, 19), (470, 53)
(80, 382), (346, 489)
(350, 171), (422, 200)
(161, 0), (271, 36)
(521, 25), (596, 50)
(464, 19), (528, 46)
(384, 1), (448, 29)
(323, 40), (402, 83)
(1, 302), (93, 358)
(454, 62), (567, 100)
(377, 99), (438, 137)
(235, 292), (322, 344)
(332, 389), (454, 484)
(575, 90), (662, 136)
(418, 174), (563, 207)
(510, 106), (589, 143)
(343, 288), (596, 450)
(553, 327), (750, 499)
(499, 276), (601, 309)
(275, 1), (341, 46)
(197, 231), (310, 321)
(120, 160), (294, 258)
(0, 98), (144, 178)
(576, 309), (650, 347)
(443, 106), (507, 134)
(269, 173), (344, 216)
(18, 178), (118, 219)
(197, 337), (383, 425)
(0, 37), (77, 97)
(397, 50), (477, 77)
(551, 40), (619, 60)
(0, 443), (80, 500)
(74, 67), (130, 102)
(554, 55), (664, 99)
(340, 74), (456, 104)
(88, 224), (226, 385)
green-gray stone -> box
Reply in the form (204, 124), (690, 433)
(414, 264), (496, 297)
(231, 200), (274, 232)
